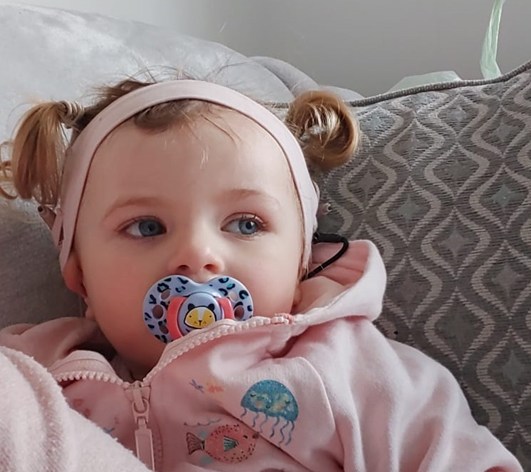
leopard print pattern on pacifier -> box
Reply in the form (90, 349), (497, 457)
(143, 275), (254, 343)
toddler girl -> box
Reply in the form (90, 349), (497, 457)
(0, 77), (522, 471)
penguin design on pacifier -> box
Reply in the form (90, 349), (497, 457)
(143, 275), (254, 343)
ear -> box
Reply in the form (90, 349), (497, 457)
(63, 250), (87, 298)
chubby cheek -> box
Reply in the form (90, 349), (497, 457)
(244, 240), (303, 317)
(244, 268), (300, 317)
(82, 260), (165, 372)
(252, 290), (296, 316)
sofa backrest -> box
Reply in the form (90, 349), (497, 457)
(315, 63), (531, 464)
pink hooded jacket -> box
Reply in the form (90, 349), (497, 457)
(0, 240), (522, 471)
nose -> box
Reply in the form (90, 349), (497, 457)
(165, 230), (225, 282)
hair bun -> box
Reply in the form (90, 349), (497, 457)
(285, 90), (359, 173)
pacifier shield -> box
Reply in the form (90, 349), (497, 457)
(143, 275), (253, 343)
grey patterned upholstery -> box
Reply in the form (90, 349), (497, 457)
(314, 61), (531, 465)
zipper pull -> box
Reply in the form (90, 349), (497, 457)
(129, 384), (155, 470)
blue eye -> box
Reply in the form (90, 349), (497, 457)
(125, 219), (166, 238)
(225, 215), (264, 236)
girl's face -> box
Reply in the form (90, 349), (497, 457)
(68, 109), (303, 377)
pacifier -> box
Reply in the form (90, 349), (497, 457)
(143, 275), (254, 343)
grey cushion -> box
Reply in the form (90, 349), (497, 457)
(314, 61), (531, 465)
(0, 4), (294, 138)
(0, 200), (82, 325)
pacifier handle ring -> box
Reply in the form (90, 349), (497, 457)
(218, 297), (234, 320)
(167, 297), (186, 340)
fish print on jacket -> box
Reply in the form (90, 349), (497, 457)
(186, 422), (259, 464)
(240, 380), (299, 446)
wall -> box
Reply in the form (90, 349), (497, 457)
(0, 0), (183, 29)
(2, 0), (529, 96)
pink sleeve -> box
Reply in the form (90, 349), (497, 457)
(0, 346), (150, 472)
(0, 317), (101, 367)
(304, 319), (523, 472)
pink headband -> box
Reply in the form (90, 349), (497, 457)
(52, 80), (318, 270)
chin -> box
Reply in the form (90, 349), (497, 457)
(120, 340), (165, 375)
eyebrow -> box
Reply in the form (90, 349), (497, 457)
(223, 188), (282, 209)
(104, 195), (166, 219)
(103, 189), (282, 219)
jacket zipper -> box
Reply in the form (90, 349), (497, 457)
(127, 383), (155, 470)
(52, 370), (163, 470)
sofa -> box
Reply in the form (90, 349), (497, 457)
(0, 3), (529, 465)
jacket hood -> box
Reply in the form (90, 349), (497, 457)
(293, 239), (387, 325)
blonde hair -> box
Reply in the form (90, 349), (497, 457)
(0, 78), (359, 206)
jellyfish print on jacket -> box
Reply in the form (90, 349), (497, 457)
(240, 380), (299, 446)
